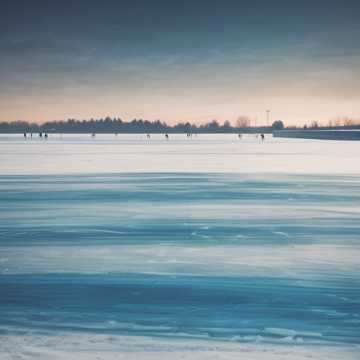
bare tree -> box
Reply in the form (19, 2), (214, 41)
(236, 116), (251, 128)
(310, 121), (319, 128)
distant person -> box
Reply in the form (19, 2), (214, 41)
(261, 134), (265, 141)
(165, 134), (169, 140)
(44, 133), (48, 139)
(30, 133), (33, 138)
(23, 133), (27, 138)
(92, 133), (96, 138)
(238, 134), (242, 139)
(147, 134), (151, 139)
(39, 132), (43, 138)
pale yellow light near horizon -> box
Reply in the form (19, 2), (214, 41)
(1, 57), (360, 126)
(1, 90), (359, 127)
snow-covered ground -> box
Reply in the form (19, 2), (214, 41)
(1, 331), (360, 360)
(0, 133), (359, 174)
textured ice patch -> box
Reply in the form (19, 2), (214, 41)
(1, 331), (360, 360)
(1, 244), (359, 280)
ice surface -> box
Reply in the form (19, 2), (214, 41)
(0, 133), (359, 174)
(0, 134), (359, 359)
(1, 331), (360, 360)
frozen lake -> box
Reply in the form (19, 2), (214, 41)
(0, 134), (360, 359)
(0, 133), (359, 174)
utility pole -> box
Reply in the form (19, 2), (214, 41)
(266, 110), (270, 127)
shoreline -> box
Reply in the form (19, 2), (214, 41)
(273, 130), (360, 141)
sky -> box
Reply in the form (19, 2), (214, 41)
(0, 0), (360, 126)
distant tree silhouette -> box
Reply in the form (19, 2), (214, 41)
(236, 116), (251, 128)
(310, 121), (319, 129)
(272, 120), (284, 130)
(223, 120), (232, 129)
(0, 117), (311, 134)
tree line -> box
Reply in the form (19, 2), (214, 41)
(1, 116), (359, 133)
(0, 117), (281, 133)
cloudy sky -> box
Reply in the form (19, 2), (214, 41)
(0, 0), (359, 125)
